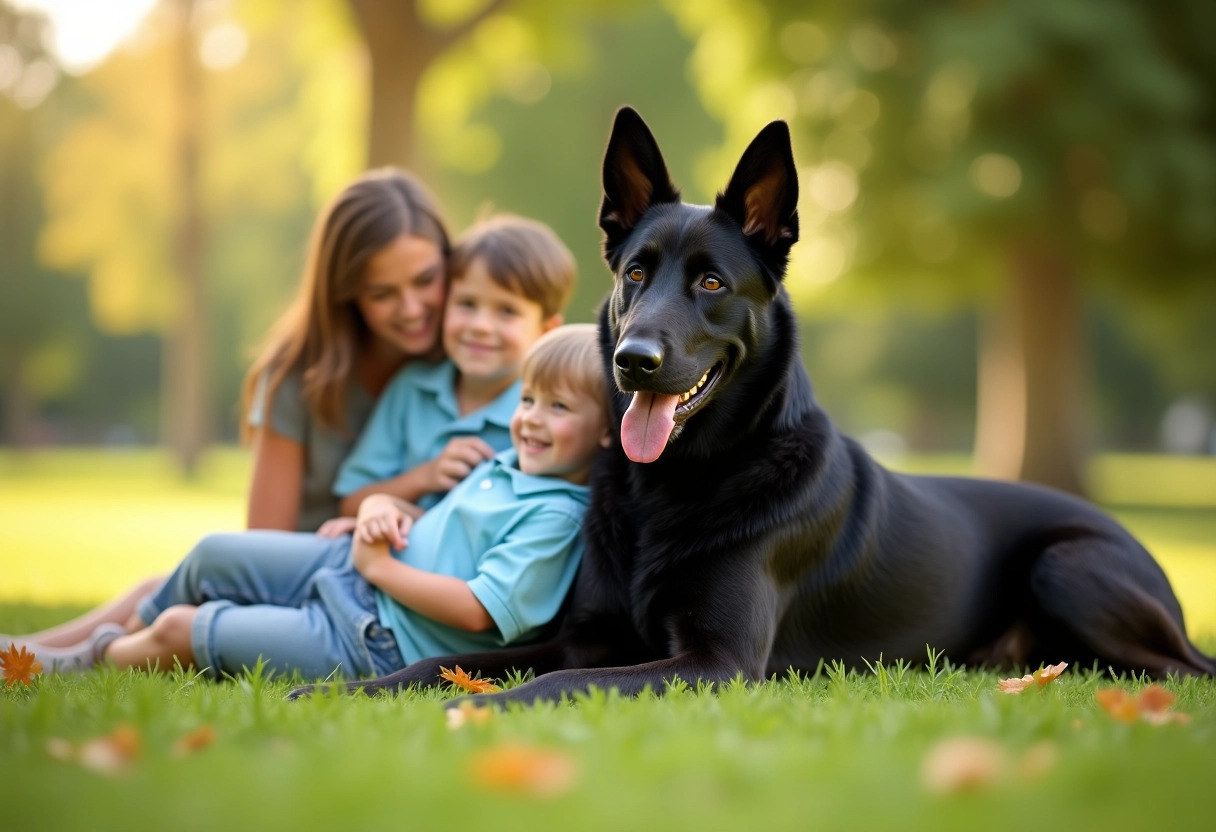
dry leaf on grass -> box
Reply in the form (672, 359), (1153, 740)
(997, 662), (1068, 694)
(1095, 684), (1190, 725)
(172, 725), (217, 757)
(446, 700), (495, 730)
(439, 665), (500, 694)
(468, 745), (577, 798)
(48, 724), (143, 776)
(1, 643), (42, 687)
(921, 737), (1058, 794)
(921, 737), (1008, 794)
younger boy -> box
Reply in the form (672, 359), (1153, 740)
(332, 214), (577, 515)
(51, 325), (610, 679)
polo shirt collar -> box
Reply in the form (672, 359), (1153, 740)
(492, 448), (590, 498)
(412, 361), (520, 429)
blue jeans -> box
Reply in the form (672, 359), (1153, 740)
(137, 531), (405, 681)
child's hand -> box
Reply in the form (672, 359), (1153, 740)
(355, 495), (414, 550)
(316, 517), (357, 538)
(429, 436), (496, 491)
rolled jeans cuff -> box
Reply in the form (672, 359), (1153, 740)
(190, 599), (235, 679)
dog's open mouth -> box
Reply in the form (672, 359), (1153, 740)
(621, 362), (723, 464)
(675, 361), (722, 416)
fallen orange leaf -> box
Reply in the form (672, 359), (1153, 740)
(1136, 684), (1176, 714)
(468, 745), (577, 797)
(921, 737), (1008, 794)
(447, 699), (495, 730)
(172, 725), (217, 757)
(1095, 684), (1190, 726)
(439, 665), (500, 694)
(1, 643), (42, 687)
(997, 662), (1068, 694)
(78, 724), (141, 776)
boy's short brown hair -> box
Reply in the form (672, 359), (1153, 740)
(449, 214), (576, 319)
(521, 324), (608, 415)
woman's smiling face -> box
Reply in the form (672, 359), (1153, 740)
(355, 233), (446, 357)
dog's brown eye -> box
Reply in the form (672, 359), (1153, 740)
(701, 275), (722, 291)
(626, 266), (644, 282)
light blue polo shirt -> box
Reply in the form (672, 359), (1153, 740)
(333, 359), (520, 509)
(375, 448), (589, 664)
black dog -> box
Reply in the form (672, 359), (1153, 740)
(289, 108), (1212, 706)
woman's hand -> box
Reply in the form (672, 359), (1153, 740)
(316, 516), (357, 538)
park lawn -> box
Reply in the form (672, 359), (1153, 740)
(1, 651), (1215, 831)
(1, 449), (1214, 830)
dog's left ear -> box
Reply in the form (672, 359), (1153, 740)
(599, 107), (680, 267)
(716, 121), (800, 278)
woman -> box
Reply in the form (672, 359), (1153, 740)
(13, 169), (451, 649)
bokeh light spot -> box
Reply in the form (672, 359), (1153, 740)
(808, 162), (859, 212)
(199, 23), (248, 71)
(969, 153), (1021, 198)
(849, 23), (897, 71)
(780, 21), (830, 64)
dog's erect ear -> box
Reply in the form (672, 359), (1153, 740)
(716, 121), (800, 277)
(599, 107), (680, 262)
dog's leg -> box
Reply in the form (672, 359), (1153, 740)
(449, 571), (781, 708)
(443, 652), (752, 710)
(1028, 537), (1215, 677)
(285, 640), (569, 700)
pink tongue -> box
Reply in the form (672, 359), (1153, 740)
(621, 392), (680, 463)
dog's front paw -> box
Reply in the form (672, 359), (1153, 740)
(285, 684), (317, 701)
(442, 693), (503, 712)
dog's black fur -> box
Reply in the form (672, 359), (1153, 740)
(289, 108), (1213, 706)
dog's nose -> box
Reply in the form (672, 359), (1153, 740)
(614, 338), (663, 376)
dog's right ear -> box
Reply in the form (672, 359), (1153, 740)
(599, 107), (680, 265)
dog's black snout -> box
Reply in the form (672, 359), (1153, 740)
(614, 338), (664, 376)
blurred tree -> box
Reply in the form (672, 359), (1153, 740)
(0, 3), (77, 446)
(667, 0), (1216, 494)
(349, 0), (507, 170)
(37, 0), (366, 472)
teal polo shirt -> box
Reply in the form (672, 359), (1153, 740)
(375, 448), (589, 664)
(333, 359), (519, 509)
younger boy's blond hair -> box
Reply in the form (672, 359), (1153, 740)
(450, 214), (576, 319)
(521, 324), (607, 415)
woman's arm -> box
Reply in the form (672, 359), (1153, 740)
(246, 427), (305, 531)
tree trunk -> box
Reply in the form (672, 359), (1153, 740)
(348, 0), (435, 171)
(974, 243), (1088, 496)
(162, 0), (208, 476)
(347, 0), (508, 170)
(2, 361), (38, 447)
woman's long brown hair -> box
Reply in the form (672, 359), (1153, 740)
(240, 168), (449, 439)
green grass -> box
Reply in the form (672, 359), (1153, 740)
(2, 646), (1214, 831)
(1, 448), (1214, 830)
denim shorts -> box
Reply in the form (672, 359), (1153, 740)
(138, 531), (407, 681)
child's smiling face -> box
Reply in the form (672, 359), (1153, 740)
(443, 258), (555, 387)
(510, 381), (610, 484)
